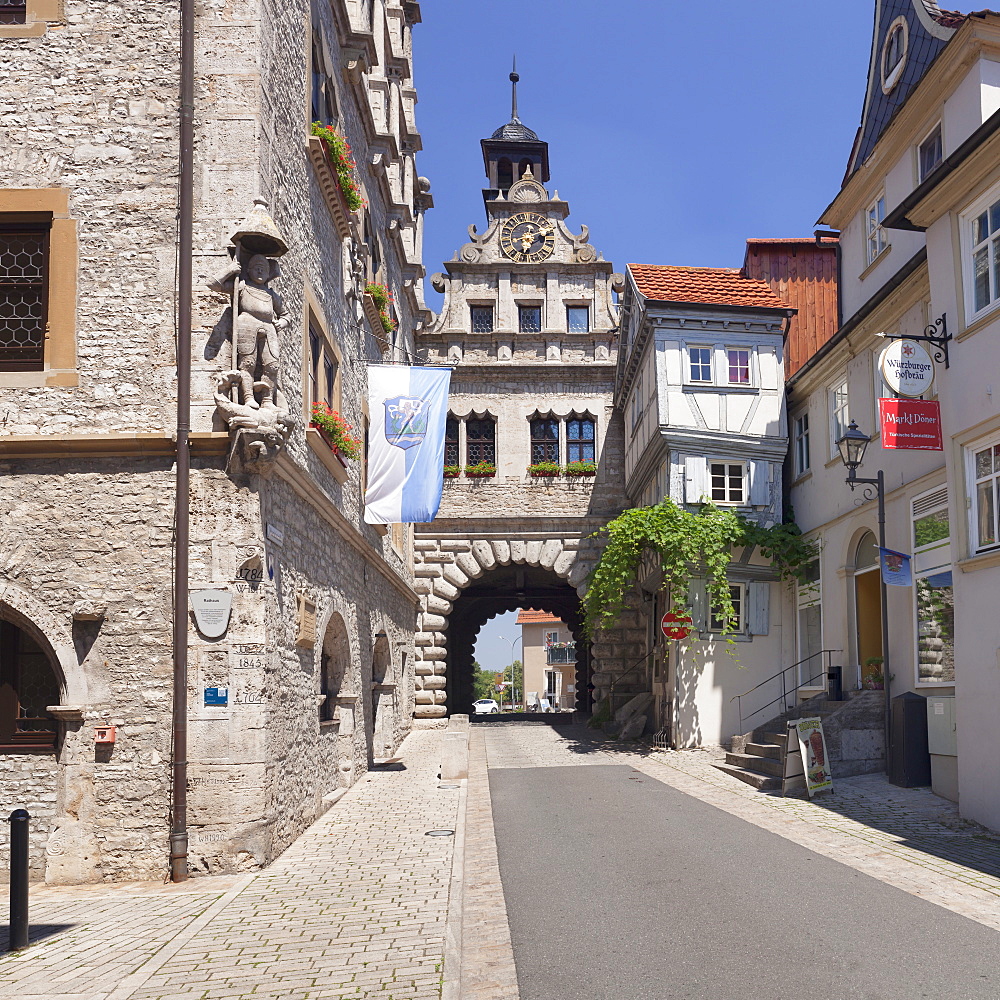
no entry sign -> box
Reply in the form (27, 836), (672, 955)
(660, 611), (693, 641)
(879, 398), (943, 450)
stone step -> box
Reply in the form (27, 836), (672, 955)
(762, 731), (787, 748)
(711, 762), (781, 791)
(725, 752), (783, 778)
(744, 742), (781, 760)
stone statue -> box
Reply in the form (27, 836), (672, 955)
(207, 199), (295, 466)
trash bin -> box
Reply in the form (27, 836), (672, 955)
(889, 691), (931, 787)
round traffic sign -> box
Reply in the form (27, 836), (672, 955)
(660, 611), (693, 641)
(879, 339), (934, 398)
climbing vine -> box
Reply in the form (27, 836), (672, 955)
(582, 498), (817, 639)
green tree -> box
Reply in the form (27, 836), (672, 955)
(471, 659), (496, 701)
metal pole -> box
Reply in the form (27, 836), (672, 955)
(8, 809), (29, 951)
(171, 0), (195, 883)
(876, 469), (892, 777)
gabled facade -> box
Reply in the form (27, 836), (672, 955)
(615, 263), (795, 747)
(792, 2), (1000, 828)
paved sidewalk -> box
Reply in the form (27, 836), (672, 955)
(0, 730), (461, 1000)
(486, 721), (1000, 932)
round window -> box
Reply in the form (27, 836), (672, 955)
(881, 16), (909, 94)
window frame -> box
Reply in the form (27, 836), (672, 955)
(968, 439), (1000, 554)
(566, 305), (590, 333)
(470, 304), (494, 334)
(866, 194), (888, 266)
(310, 24), (339, 129)
(465, 415), (496, 466)
(795, 554), (823, 687)
(0, 0), (60, 37)
(708, 460), (746, 505)
(961, 183), (1000, 321)
(518, 303), (542, 334)
(566, 414), (596, 463)
(793, 411), (811, 477)
(910, 487), (953, 687)
(830, 380), (850, 457)
(688, 345), (713, 383)
(529, 414), (559, 464)
(918, 123), (943, 182)
(0, 620), (59, 750)
(880, 15), (909, 94)
(708, 584), (746, 634)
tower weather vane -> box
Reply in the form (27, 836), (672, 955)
(510, 55), (519, 121)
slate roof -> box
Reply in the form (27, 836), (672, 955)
(515, 610), (561, 625)
(489, 117), (540, 142)
(628, 264), (791, 310)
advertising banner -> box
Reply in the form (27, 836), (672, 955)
(878, 398), (943, 450)
(878, 339), (935, 397)
(879, 547), (913, 587)
(364, 365), (452, 524)
(794, 717), (833, 797)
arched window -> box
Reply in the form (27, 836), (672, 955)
(530, 415), (559, 464)
(319, 613), (349, 724)
(466, 417), (496, 465)
(567, 416), (595, 463)
(856, 531), (879, 571)
(0, 620), (59, 749)
(497, 158), (513, 192)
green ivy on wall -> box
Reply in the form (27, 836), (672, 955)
(583, 498), (817, 639)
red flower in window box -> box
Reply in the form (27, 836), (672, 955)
(564, 460), (597, 477)
(464, 461), (496, 478)
(443, 465), (461, 479)
(527, 462), (561, 477)
(310, 403), (362, 460)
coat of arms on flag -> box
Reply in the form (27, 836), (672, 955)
(384, 395), (428, 450)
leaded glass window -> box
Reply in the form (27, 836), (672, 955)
(530, 416), (559, 463)
(0, 225), (48, 371)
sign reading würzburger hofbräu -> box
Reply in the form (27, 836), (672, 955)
(879, 339), (935, 397)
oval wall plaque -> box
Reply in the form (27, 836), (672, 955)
(879, 339), (935, 398)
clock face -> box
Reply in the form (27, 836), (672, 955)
(500, 212), (555, 263)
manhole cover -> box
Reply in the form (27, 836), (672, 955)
(425, 829), (455, 837)
(438, 783), (460, 789)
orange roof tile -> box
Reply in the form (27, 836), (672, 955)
(628, 263), (791, 310)
(515, 609), (562, 625)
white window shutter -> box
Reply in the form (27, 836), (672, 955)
(748, 581), (770, 635)
(685, 456), (708, 503)
(687, 579), (706, 629)
(749, 460), (771, 507)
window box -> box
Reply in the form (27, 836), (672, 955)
(527, 462), (561, 477)
(464, 462), (496, 478)
(363, 283), (396, 344)
(443, 465), (461, 479)
(310, 403), (362, 462)
(307, 134), (359, 242)
(564, 460), (597, 477)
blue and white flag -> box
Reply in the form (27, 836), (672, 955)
(879, 547), (913, 587)
(364, 364), (451, 524)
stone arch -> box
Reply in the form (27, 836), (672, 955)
(412, 534), (643, 720)
(317, 609), (350, 724)
(369, 632), (395, 760)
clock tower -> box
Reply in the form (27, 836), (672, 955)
(411, 76), (642, 724)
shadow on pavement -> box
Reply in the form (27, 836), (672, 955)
(0, 923), (75, 950)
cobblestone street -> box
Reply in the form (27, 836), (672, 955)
(2, 722), (1000, 999)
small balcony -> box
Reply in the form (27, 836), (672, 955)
(545, 645), (575, 665)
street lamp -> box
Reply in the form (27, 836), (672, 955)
(836, 419), (892, 776)
(497, 633), (522, 712)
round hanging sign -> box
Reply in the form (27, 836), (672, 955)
(660, 611), (693, 641)
(879, 339), (935, 398)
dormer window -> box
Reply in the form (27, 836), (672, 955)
(880, 16), (908, 94)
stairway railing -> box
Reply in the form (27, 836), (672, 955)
(730, 649), (843, 736)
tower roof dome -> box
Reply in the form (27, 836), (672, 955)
(490, 117), (539, 142)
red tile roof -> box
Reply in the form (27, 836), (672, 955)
(745, 236), (839, 245)
(515, 609), (562, 625)
(628, 264), (791, 310)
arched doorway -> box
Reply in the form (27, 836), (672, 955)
(446, 564), (592, 717)
(853, 531), (884, 689)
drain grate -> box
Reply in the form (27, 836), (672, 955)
(425, 829), (455, 837)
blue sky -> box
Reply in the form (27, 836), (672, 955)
(411, 1), (875, 671)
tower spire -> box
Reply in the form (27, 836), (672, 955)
(510, 56), (519, 121)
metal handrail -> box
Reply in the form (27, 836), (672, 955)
(607, 646), (659, 700)
(730, 649), (843, 736)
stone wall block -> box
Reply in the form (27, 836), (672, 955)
(539, 539), (562, 569)
(441, 565), (470, 589)
(414, 690), (435, 705)
(491, 540), (512, 565)
(420, 646), (447, 660)
(433, 691), (447, 704)
(414, 704), (447, 719)
(414, 632), (436, 647)
(424, 594), (452, 616)
(471, 540), (496, 570)
(432, 578), (460, 601)
(568, 561), (592, 588)
(455, 552), (483, 579)
(422, 675), (447, 691)
(440, 540), (471, 552)
(420, 613), (447, 632)
(510, 540), (527, 563)
(414, 662), (434, 676)
(414, 540), (437, 551)
(526, 540), (543, 565)
(553, 550), (577, 578)
(432, 661), (449, 675)
(422, 552), (456, 564)
(413, 580), (433, 595)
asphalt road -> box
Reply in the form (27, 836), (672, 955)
(490, 762), (1000, 1000)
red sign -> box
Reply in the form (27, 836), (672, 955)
(879, 398), (943, 450)
(660, 611), (693, 641)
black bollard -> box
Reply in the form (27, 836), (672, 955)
(8, 809), (29, 952)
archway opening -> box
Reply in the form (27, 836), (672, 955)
(853, 530), (884, 689)
(0, 618), (61, 749)
(447, 564), (591, 717)
(370, 633), (394, 760)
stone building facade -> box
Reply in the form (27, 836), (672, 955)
(413, 97), (641, 720)
(1, 0), (428, 881)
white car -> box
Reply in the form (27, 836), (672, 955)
(472, 698), (499, 714)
